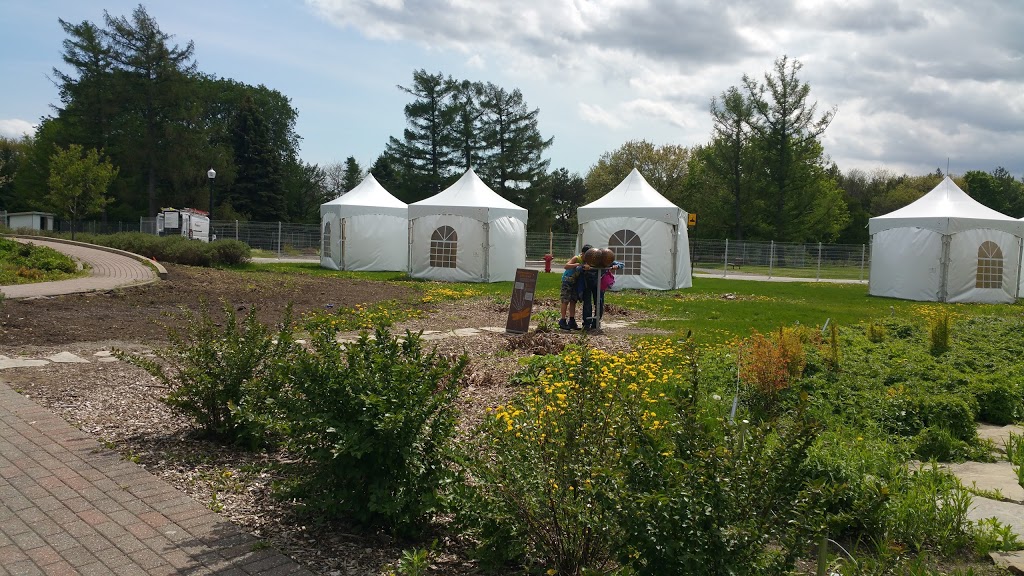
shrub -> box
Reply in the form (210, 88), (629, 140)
(457, 338), (827, 576)
(913, 426), (970, 461)
(930, 313), (951, 355)
(76, 232), (251, 266)
(971, 375), (1021, 426)
(866, 321), (886, 343)
(278, 324), (466, 534)
(116, 301), (294, 444)
(737, 327), (806, 420)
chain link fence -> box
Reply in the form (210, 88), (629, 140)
(128, 219), (873, 279)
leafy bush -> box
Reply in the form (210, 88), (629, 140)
(737, 327), (806, 420)
(278, 324), (466, 534)
(0, 238), (78, 282)
(929, 313), (951, 355)
(74, 232), (250, 266)
(458, 339), (827, 576)
(913, 426), (971, 461)
(971, 374), (1021, 425)
(116, 301), (294, 444)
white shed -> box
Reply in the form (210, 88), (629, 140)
(7, 212), (56, 232)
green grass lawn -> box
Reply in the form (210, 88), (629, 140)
(238, 262), (1023, 346)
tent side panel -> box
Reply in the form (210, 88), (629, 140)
(674, 223), (692, 289)
(487, 216), (527, 283)
(581, 217), (675, 290)
(342, 214), (410, 272)
(868, 227), (942, 301)
(947, 229), (1019, 303)
(409, 214), (487, 282)
(319, 212), (341, 271)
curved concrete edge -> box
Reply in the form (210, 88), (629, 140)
(4, 234), (168, 280)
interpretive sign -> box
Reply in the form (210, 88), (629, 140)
(505, 268), (538, 334)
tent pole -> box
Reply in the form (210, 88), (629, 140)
(671, 224), (678, 290)
(483, 221), (490, 283)
(1016, 237), (1023, 300)
(723, 238), (729, 277)
(939, 235), (951, 302)
(407, 220), (413, 275)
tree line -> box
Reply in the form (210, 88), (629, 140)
(2, 5), (1023, 243)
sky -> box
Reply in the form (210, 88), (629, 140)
(2, 0), (1024, 181)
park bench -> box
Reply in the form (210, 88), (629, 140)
(728, 258), (745, 269)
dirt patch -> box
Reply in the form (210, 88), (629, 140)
(0, 263), (416, 346)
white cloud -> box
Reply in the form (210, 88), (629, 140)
(622, 99), (688, 129)
(0, 119), (36, 139)
(578, 102), (625, 130)
(303, 0), (1024, 176)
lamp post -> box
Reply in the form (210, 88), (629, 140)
(207, 168), (216, 218)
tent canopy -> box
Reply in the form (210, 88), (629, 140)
(869, 176), (1022, 236)
(321, 174), (407, 218)
(408, 168), (527, 223)
(578, 168), (684, 225)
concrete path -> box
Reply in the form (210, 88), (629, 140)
(1, 238), (160, 300)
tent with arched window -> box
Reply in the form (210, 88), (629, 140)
(869, 176), (1023, 303)
(408, 168), (527, 282)
(319, 174), (408, 271)
(576, 168), (691, 290)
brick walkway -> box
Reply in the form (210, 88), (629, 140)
(0, 239), (312, 574)
(0, 382), (312, 576)
(1, 238), (158, 299)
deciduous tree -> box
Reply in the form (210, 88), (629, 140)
(46, 144), (118, 239)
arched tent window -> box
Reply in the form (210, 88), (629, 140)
(609, 229), (641, 275)
(430, 226), (457, 268)
(976, 240), (1003, 289)
(322, 221), (332, 259)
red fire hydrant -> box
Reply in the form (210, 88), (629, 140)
(543, 253), (554, 273)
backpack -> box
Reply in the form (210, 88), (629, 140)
(600, 271), (616, 291)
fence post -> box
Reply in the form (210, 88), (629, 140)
(277, 221), (282, 257)
(723, 238), (729, 277)
(234, 220), (238, 241)
(860, 244), (866, 282)
(816, 242), (822, 281)
(549, 228), (553, 255)
(769, 241), (775, 278)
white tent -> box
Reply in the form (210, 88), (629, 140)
(319, 174), (409, 271)
(577, 168), (692, 290)
(408, 168), (527, 282)
(869, 176), (1023, 303)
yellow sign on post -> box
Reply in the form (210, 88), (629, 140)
(687, 213), (697, 227)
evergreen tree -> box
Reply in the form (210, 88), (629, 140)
(708, 86), (756, 239)
(342, 156), (363, 192)
(477, 83), (553, 206)
(385, 70), (459, 200)
(742, 56), (846, 241)
(103, 4), (197, 216)
(231, 95), (285, 220)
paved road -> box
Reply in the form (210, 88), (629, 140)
(0, 239), (312, 575)
(1, 238), (159, 299)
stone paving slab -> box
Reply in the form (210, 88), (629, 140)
(0, 380), (312, 575)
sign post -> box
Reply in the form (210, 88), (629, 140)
(505, 268), (539, 334)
